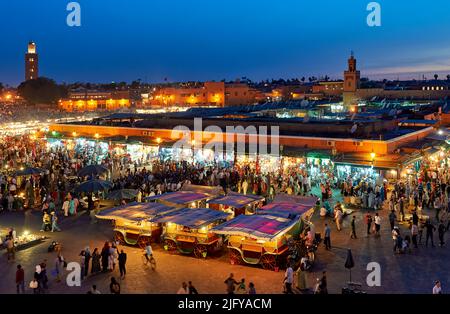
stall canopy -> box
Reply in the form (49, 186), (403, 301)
(259, 195), (318, 219)
(207, 192), (264, 208)
(152, 207), (231, 229)
(145, 191), (211, 205)
(95, 202), (177, 222)
(211, 214), (298, 242)
(181, 184), (224, 197)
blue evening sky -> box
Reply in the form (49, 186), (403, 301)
(1, 0), (450, 86)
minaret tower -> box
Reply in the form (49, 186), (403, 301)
(25, 41), (38, 81)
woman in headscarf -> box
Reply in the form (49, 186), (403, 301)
(84, 246), (91, 277)
(101, 242), (110, 272)
(91, 248), (101, 274)
(33, 265), (42, 294)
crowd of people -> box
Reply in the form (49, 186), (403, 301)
(1, 130), (450, 294)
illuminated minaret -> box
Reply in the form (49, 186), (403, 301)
(343, 51), (360, 106)
(25, 41), (38, 81)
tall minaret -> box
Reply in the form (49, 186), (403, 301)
(343, 51), (360, 106)
(25, 41), (38, 81)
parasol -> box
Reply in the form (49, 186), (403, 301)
(74, 179), (113, 193)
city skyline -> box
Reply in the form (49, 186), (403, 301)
(2, 0), (450, 85)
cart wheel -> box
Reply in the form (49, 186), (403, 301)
(163, 239), (177, 252)
(260, 254), (277, 271)
(193, 244), (208, 258)
(228, 249), (243, 265)
(137, 236), (151, 249)
(113, 231), (125, 245)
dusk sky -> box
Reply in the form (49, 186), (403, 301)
(2, 0), (450, 86)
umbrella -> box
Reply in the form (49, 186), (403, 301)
(344, 248), (355, 283)
(78, 165), (109, 177)
(74, 179), (113, 193)
(106, 189), (138, 201)
(14, 167), (45, 176)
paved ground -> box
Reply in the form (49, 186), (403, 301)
(0, 188), (449, 294)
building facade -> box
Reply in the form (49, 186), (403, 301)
(58, 89), (131, 112)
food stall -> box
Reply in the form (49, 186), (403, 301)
(1, 229), (47, 251)
(207, 192), (265, 217)
(212, 195), (317, 271)
(211, 214), (299, 270)
(153, 207), (231, 258)
(145, 191), (214, 208)
(95, 202), (178, 247)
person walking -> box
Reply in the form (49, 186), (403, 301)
(79, 251), (86, 281)
(323, 223), (331, 250)
(188, 281), (198, 294)
(118, 249), (127, 279)
(284, 264), (294, 294)
(224, 273), (238, 294)
(374, 213), (381, 236)
(54, 254), (64, 283)
(248, 282), (256, 294)
(350, 216), (357, 239)
(16, 265), (25, 294)
(50, 212), (61, 232)
(84, 247), (91, 277)
(177, 282), (188, 294)
(101, 242), (110, 272)
(389, 210), (397, 231)
(5, 236), (15, 261)
(392, 226), (400, 253)
(433, 280), (442, 294)
(319, 271), (328, 294)
(425, 219), (436, 248)
(236, 278), (247, 294)
(335, 209), (343, 231)
(365, 213), (373, 236)
(91, 248), (101, 274)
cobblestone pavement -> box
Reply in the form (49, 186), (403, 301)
(1, 188), (449, 294)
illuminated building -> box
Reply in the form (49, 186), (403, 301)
(58, 89), (131, 112)
(25, 42), (38, 81)
(143, 82), (262, 108)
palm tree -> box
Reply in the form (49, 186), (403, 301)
(446, 75), (450, 81)
(434, 74), (439, 80)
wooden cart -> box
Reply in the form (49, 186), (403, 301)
(212, 196), (317, 271)
(207, 192), (265, 217)
(152, 207), (231, 258)
(95, 202), (177, 248)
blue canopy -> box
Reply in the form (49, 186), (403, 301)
(145, 191), (211, 205)
(152, 207), (231, 229)
(207, 192), (264, 208)
(211, 214), (298, 241)
(96, 202), (177, 222)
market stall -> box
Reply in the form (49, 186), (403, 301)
(211, 213), (299, 270)
(1, 229), (47, 251)
(95, 202), (178, 247)
(145, 191), (214, 208)
(207, 192), (265, 217)
(153, 207), (231, 258)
